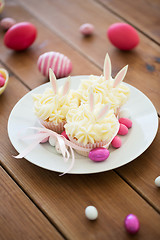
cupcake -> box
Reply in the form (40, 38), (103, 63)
(32, 68), (70, 133)
(65, 91), (119, 156)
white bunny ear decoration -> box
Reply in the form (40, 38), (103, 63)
(96, 103), (111, 121)
(62, 76), (71, 96)
(103, 53), (112, 81)
(113, 65), (128, 88)
(49, 68), (57, 94)
(89, 87), (94, 112)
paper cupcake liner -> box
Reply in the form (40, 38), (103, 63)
(68, 136), (109, 157)
(39, 119), (66, 134)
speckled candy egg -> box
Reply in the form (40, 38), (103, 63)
(4, 22), (37, 51)
(124, 214), (140, 234)
(0, 68), (9, 95)
(0, 17), (16, 31)
(37, 51), (72, 78)
(107, 23), (139, 50)
(89, 147), (110, 162)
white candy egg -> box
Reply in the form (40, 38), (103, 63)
(85, 206), (98, 220)
(155, 176), (160, 187)
(55, 142), (62, 154)
(49, 136), (56, 147)
(119, 108), (131, 119)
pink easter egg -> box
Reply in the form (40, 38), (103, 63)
(37, 51), (72, 78)
(61, 131), (69, 140)
(0, 76), (5, 87)
(119, 118), (132, 129)
(124, 214), (140, 234)
(107, 23), (139, 50)
(0, 17), (16, 31)
(111, 136), (122, 148)
(79, 23), (94, 36)
(4, 22), (37, 51)
(118, 123), (128, 136)
(89, 147), (110, 162)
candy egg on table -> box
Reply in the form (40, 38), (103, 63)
(79, 23), (94, 36)
(0, 17), (16, 31)
(111, 136), (122, 148)
(37, 51), (72, 79)
(155, 176), (160, 187)
(85, 206), (98, 220)
(124, 214), (140, 234)
(89, 147), (110, 162)
(119, 118), (132, 129)
(4, 22), (37, 51)
(107, 22), (139, 50)
(0, 68), (9, 95)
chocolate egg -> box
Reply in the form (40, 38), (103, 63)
(37, 51), (72, 78)
(4, 22), (37, 51)
(89, 147), (110, 162)
(0, 68), (9, 95)
(124, 214), (140, 234)
(107, 23), (139, 50)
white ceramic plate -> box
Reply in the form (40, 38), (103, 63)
(8, 76), (159, 174)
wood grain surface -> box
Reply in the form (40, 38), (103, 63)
(0, 0), (160, 239)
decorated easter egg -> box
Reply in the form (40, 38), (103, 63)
(85, 206), (98, 220)
(118, 123), (128, 136)
(124, 214), (140, 234)
(111, 136), (122, 148)
(0, 68), (9, 95)
(119, 118), (132, 129)
(107, 23), (139, 50)
(0, 17), (16, 31)
(4, 22), (37, 51)
(79, 23), (94, 36)
(89, 147), (110, 162)
(37, 52), (72, 78)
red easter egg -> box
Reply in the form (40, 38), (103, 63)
(107, 23), (139, 50)
(4, 22), (37, 50)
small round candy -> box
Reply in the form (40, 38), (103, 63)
(85, 206), (98, 220)
(55, 142), (62, 154)
(61, 131), (69, 140)
(0, 17), (16, 31)
(155, 176), (160, 187)
(111, 136), (122, 148)
(124, 214), (140, 234)
(89, 147), (110, 162)
(119, 108), (131, 119)
(49, 136), (56, 147)
(119, 118), (132, 129)
(79, 23), (94, 36)
(118, 123), (128, 136)
(0, 76), (5, 87)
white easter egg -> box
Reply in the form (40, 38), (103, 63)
(155, 176), (160, 187)
(49, 136), (56, 147)
(37, 51), (72, 78)
(119, 108), (131, 119)
(85, 206), (98, 220)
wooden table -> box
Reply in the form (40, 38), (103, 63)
(0, 0), (160, 239)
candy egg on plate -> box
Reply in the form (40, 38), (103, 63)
(89, 147), (110, 162)
(37, 51), (72, 79)
(0, 68), (9, 95)
(4, 22), (37, 51)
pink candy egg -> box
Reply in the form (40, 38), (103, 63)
(124, 214), (140, 234)
(79, 23), (94, 36)
(0, 17), (16, 31)
(89, 147), (110, 162)
(107, 23), (139, 50)
(61, 131), (69, 140)
(111, 136), (122, 148)
(37, 51), (72, 78)
(119, 118), (132, 129)
(118, 123), (128, 136)
(0, 75), (5, 87)
(4, 22), (37, 51)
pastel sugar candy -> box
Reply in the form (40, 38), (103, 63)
(37, 51), (72, 78)
(85, 206), (98, 220)
(119, 118), (132, 129)
(111, 136), (122, 148)
(155, 176), (160, 187)
(124, 214), (140, 234)
(107, 23), (139, 50)
(79, 23), (94, 36)
(0, 17), (16, 30)
(118, 123), (128, 136)
(89, 147), (110, 162)
(49, 136), (56, 147)
(119, 108), (131, 119)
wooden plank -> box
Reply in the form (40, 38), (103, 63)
(97, 0), (160, 44)
(15, 0), (160, 114)
(0, 67), (160, 239)
(0, 167), (64, 240)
